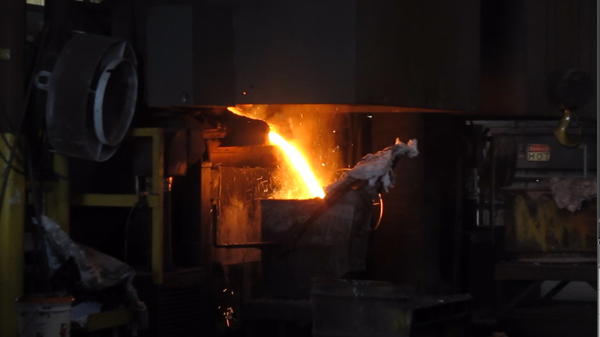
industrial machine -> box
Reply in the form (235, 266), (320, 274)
(0, 1), (595, 337)
(466, 120), (597, 337)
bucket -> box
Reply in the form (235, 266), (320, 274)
(311, 278), (414, 337)
(17, 295), (74, 337)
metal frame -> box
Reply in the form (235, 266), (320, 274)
(0, 133), (25, 337)
(494, 262), (596, 317)
(70, 128), (165, 284)
(45, 154), (69, 232)
(495, 262), (596, 282)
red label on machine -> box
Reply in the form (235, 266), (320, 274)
(527, 144), (550, 161)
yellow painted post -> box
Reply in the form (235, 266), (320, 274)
(0, 134), (25, 337)
(133, 128), (164, 284)
(45, 154), (69, 233)
(1, 0), (26, 333)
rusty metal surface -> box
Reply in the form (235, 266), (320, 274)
(210, 145), (279, 168)
(260, 190), (372, 299)
(503, 191), (596, 254)
(213, 167), (275, 265)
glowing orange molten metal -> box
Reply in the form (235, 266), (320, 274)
(268, 132), (325, 199)
(227, 106), (325, 199)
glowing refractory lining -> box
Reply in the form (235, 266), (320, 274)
(268, 132), (325, 199)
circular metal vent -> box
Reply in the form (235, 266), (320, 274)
(36, 33), (138, 162)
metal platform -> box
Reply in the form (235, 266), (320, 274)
(494, 258), (597, 337)
(495, 259), (596, 282)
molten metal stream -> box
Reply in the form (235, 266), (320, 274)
(268, 132), (325, 199)
(226, 106), (324, 199)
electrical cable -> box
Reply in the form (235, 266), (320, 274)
(0, 18), (50, 220)
(123, 196), (149, 264)
(0, 22), (53, 293)
(372, 193), (384, 231)
(0, 98), (26, 170)
(0, 151), (25, 175)
(0, 98), (29, 215)
(0, 132), (24, 165)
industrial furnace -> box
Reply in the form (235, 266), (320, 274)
(0, 1), (595, 337)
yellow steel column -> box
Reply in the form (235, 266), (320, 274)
(133, 128), (164, 284)
(0, 134), (24, 337)
(45, 154), (69, 233)
(0, 0), (26, 334)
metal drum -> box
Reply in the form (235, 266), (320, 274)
(311, 278), (414, 337)
(36, 33), (138, 162)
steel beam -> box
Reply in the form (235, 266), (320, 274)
(0, 135), (25, 337)
(133, 128), (164, 285)
(0, 0), (25, 334)
(495, 262), (596, 282)
(45, 155), (70, 232)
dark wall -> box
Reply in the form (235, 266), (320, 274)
(356, 0), (480, 111)
(0, 0), (25, 132)
(144, 0), (480, 111)
(480, 0), (597, 119)
(370, 113), (465, 293)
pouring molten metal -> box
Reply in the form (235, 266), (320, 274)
(227, 106), (325, 199)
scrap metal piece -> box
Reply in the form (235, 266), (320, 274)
(550, 177), (597, 212)
(326, 138), (418, 194)
(39, 215), (147, 330)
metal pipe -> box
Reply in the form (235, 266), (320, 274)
(372, 193), (384, 231)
